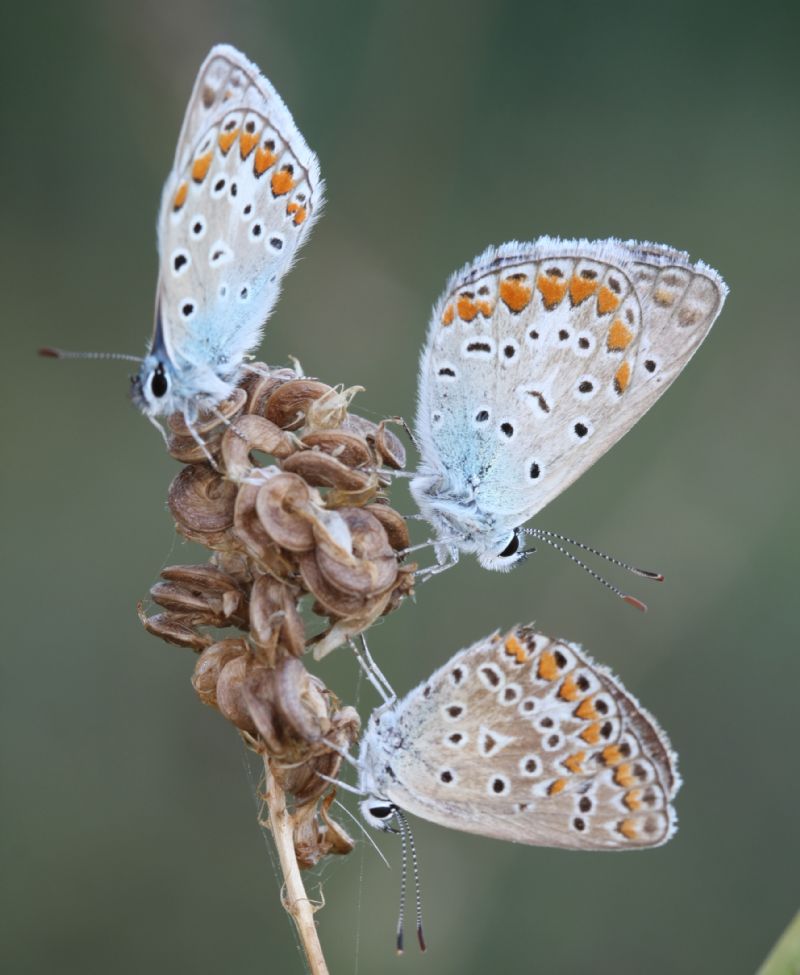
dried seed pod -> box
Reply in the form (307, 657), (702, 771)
(265, 379), (332, 431)
(166, 387), (248, 463)
(365, 502), (410, 551)
(138, 604), (214, 652)
(314, 507), (398, 597)
(161, 563), (243, 594)
(300, 430), (373, 469)
(282, 451), (372, 492)
(311, 595), (394, 659)
(241, 364), (297, 416)
(220, 414), (297, 479)
(305, 384), (363, 432)
(168, 465), (238, 548)
(192, 638), (250, 708)
(297, 550), (388, 618)
(216, 651), (258, 733)
(272, 697), (360, 804)
(233, 475), (298, 580)
(243, 659), (331, 758)
(150, 580), (242, 627)
(373, 419), (407, 470)
(254, 473), (317, 552)
(293, 790), (355, 868)
(250, 575), (305, 659)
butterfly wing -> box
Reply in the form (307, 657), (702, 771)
(381, 626), (679, 850)
(415, 237), (727, 531)
(154, 45), (323, 385)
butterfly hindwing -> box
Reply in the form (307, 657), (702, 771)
(415, 237), (727, 535)
(154, 45), (323, 389)
(377, 626), (679, 850)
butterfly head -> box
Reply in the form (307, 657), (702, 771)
(131, 355), (175, 417)
(476, 528), (526, 571)
(359, 797), (398, 832)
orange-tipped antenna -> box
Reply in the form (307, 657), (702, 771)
(394, 809), (426, 954)
(527, 528), (664, 581)
(521, 529), (657, 612)
(38, 347), (143, 363)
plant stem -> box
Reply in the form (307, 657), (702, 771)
(263, 758), (329, 975)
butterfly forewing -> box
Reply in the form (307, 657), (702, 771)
(416, 237), (727, 526)
(156, 45), (322, 378)
(381, 626), (679, 850)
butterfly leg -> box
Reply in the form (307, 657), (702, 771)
(184, 416), (220, 470)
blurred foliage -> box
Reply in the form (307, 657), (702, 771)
(757, 912), (800, 975)
(3, 1), (799, 972)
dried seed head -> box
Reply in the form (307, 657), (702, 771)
(142, 362), (415, 861)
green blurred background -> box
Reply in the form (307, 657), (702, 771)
(3, 1), (799, 972)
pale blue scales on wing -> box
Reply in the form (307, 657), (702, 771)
(410, 237), (728, 570)
(132, 45), (324, 424)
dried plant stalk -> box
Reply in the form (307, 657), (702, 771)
(263, 760), (329, 975)
(139, 362), (415, 971)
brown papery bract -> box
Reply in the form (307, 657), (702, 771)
(139, 362), (414, 873)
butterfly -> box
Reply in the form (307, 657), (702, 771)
(132, 45), (323, 429)
(409, 238), (728, 571)
(357, 624), (679, 849)
(351, 624), (679, 951)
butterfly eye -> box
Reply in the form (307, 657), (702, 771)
(368, 804), (394, 820)
(150, 364), (169, 399)
(498, 532), (521, 558)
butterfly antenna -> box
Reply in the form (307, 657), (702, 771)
(398, 809), (426, 951)
(528, 528), (664, 580)
(522, 530), (648, 612)
(394, 809), (408, 955)
(38, 347), (143, 363)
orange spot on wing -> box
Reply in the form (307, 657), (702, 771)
(563, 751), (585, 774)
(607, 318), (634, 351)
(499, 277), (532, 312)
(580, 722), (601, 745)
(254, 146), (277, 176)
(614, 361), (631, 394)
(597, 286), (620, 315)
(538, 650), (559, 682)
(602, 744), (624, 766)
(558, 675), (580, 702)
(548, 778), (567, 796)
(537, 273), (568, 309)
(614, 763), (635, 788)
(575, 696), (598, 720)
(457, 296), (478, 322)
(271, 168), (296, 196)
(504, 633), (529, 663)
(172, 181), (188, 210)
(239, 130), (258, 159)
(287, 202), (307, 225)
(623, 789), (643, 811)
(476, 300), (493, 317)
(618, 818), (638, 840)
(569, 274), (598, 305)
(218, 127), (239, 153)
(191, 151), (213, 183)
(441, 304), (455, 326)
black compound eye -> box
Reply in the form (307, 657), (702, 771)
(369, 805), (394, 820)
(150, 364), (168, 398)
(498, 532), (521, 558)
